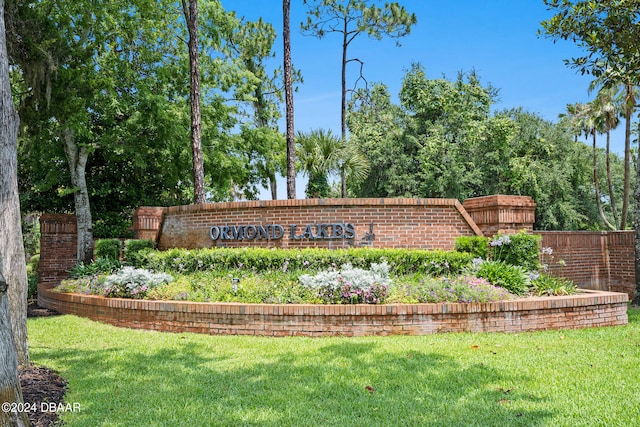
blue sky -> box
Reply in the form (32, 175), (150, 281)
(220, 1), (615, 199)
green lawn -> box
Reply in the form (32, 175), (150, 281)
(28, 307), (640, 427)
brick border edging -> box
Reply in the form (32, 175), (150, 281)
(38, 285), (628, 336)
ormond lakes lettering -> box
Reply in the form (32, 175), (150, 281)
(209, 223), (355, 241)
(289, 223), (355, 240)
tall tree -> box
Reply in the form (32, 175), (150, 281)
(230, 18), (288, 200)
(302, 0), (416, 197)
(301, 0), (416, 142)
(540, 0), (640, 302)
(283, 0), (296, 199)
(1, 0), (29, 367)
(563, 102), (616, 230)
(0, 0), (30, 422)
(182, 0), (206, 204)
(590, 85), (622, 226)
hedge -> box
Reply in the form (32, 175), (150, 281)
(133, 247), (475, 276)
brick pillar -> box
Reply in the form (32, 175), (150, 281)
(38, 214), (77, 291)
(462, 195), (536, 236)
(132, 207), (165, 242)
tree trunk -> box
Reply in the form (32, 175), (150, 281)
(620, 83), (633, 230)
(61, 128), (93, 265)
(270, 173), (277, 200)
(0, 274), (29, 427)
(592, 130), (616, 231)
(0, 0), (29, 367)
(605, 130), (619, 227)
(339, 19), (349, 198)
(283, 0), (296, 199)
(635, 127), (640, 305)
(182, 0), (206, 205)
(0, 0), (31, 420)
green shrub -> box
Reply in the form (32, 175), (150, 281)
(93, 212), (134, 239)
(476, 260), (530, 296)
(123, 239), (156, 266)
(531, 274), (577, 296)
(389, 275), (514, 303)
(27, 272), (38, 300)
(27, 254), (40, 275)
(136, 247), (474, 277)
(489, 230), (541, 271)
(455, 236), (489, 259)
(95, 239), (122, 260)
(69, 258), (122, 279)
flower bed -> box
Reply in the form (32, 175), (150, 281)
(38, 284), (628, 336)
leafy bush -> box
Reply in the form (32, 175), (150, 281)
(299, 262), (391, 304)
(103, 267), (173, 299)
(475, 260), (530, 296)
(137, 247), (474, 277)
(489, 230), (541, 271)
(455, 236), (489, 259)
(93, 212), (134, 239)
(27, 254), (40, 275)
(68, 258), (122, 279)
(390, 275), (514, 303)
(95, 239), (122, 261)
(124, 239), (156, 266)
(531, 274), (577, 296)
(56, 275), (107, 295)
(27, 272), (38, 300)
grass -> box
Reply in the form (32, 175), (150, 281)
(28, 307), (640, 427)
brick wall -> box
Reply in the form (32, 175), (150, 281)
(41, 197), (636, 301)
(463, 195), (536, 236)
(39, 214), (77, 289)
(149, 198), (494, 251)
(539, 231), (635, 298)
(38, 287), (628, 336)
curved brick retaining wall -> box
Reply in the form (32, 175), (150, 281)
(38, 285), (628, 336)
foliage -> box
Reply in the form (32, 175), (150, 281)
(145, 270), (312, 304)
(68, 258), (122, 279)
(26, 254), (40, 300)
(301, 0), (417, 144)
(135, 247), (474, 277)
(299, 262), (391, 304)
(93, 213), (134, 239)
(21, 214), (40, 258)
(10, 0), (288, 234)
(454, 236), (489, 259)
(27, 273), (38, 301)
(389, 275), (514, 304)
(475, 260), (531, 296)
(531, 274), (578, 297)
(123, 239), (156, 266)
(102, 267), (173, 299)
(347, 66), (623, 230)
(94, 239), (122, 261)
(488, 231), (541, 272)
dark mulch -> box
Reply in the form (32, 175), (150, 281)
(18, 301), (67, 427)
(19, 366), (67, 427)
(27, 301), (59, 318)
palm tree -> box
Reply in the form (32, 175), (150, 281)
(590, 85), (621, 226)
(296, 129), (370, 199)
(296, 129), (339, 198)
(589, 72), (638, 229)
(564, 102), (616, 230)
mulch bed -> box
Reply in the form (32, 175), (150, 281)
(18, 302), (67, 427)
